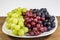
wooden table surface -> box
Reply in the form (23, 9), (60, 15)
(0, 16), (60, 40)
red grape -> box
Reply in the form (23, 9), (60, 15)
(29, 9), (33, 14)
(28, 14), (33, 17)
(34, 31), (40, 36)
(40, 27), (45, 32)
(33, 18), (38, 22)
(27, 24), (31, 28)
(36, 24), (40, 29)
(25, 17), (29, 20)
(36, 16), (40, 20)
(30, 18), (33, 21)
(37, 21), (42, 24)
(40, 24), (43, 27)
(25, 11), (29, 16)
(31, 21), (36, 26)
(33, 27), (38, 31)
(41, 17), (45, 21)
(29, 32), (35, 36)
(44, 27), (47, 31)
(28, 19), (32, 22)
(33, 14), (36, 18)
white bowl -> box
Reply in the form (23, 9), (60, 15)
(2, 16), (58, 38)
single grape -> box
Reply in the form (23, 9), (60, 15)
(19, 17), (24, 22)
(33, 18), (38, 22)
(7, 18), (13, 23)
(6, 17), (10, 22)
(29, 31), (35, 36)
(18, 29), (25, 36)
(51, 22), (55, 28)
(33, 14), (36, 18)
(40, 27), (45, 32)
(11, 13), (19, 18)
(7, 12), (12, 17)
(36, 24), (40, 29)
(44, 27), (47, 32)
(37, 21), (42, 24)
(12, 18), (18, 24)
(6, 23), (11, 29)
(33, 27), (38, 31)
(12, 29), (18, 35)
(14, 25), (20, 30)
(31, 21), (36, 26)
(47, 22), (51, 26)
(26, 24), (31, 28)
(18, 21), (24, 27)
(10, 23), (16, 30)
(47, 26), (52, 31)
(34, 31), (40, 36)
(17, 7), (22, 12)
(36, 16), (40, 20)
(41, 17), (45, 21)
(22, 27), (28, 33)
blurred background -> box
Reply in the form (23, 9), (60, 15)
(0, 0), (60, 16)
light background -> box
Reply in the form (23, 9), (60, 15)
(0, 0), (60, 16)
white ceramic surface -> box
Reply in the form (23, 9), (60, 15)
(2, 16), (58, 38)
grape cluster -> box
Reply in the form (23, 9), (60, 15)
(6, 7), (55, 36)
(23, 8), (55, 36)
(6, 7), (28, 36)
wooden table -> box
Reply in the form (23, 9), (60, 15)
(0, 16), (60, 40)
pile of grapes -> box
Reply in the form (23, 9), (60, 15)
(6, 7), (55, 36)
(6, 7), (28, 36)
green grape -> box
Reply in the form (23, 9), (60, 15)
(20, 25), (25, 29)
(7, 12), (12, 17)
(14, 25), (20, 31)
(6, 7), (28, 36)
(12, 29), (18, 35)
(12, 18), (18, 24)
(6, 17), (10, 22)
(20, 16), (23, 18)
(19, 18), (24, 22)
(11, 23), (16, 30)
(22, 27), (28, 33)
(16, 12), (22, 16)
(7, 18), (13, 23)
(17, 7), (22, 12)
(22, 8), (27, 12)
(6, 23), (11, 29)
(8, 18), (18, 24)
(11, 13), (19, 18)
(18, 21), (24, 27)
(18, 29), (24, 36)
(18, 16), (24, 22)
